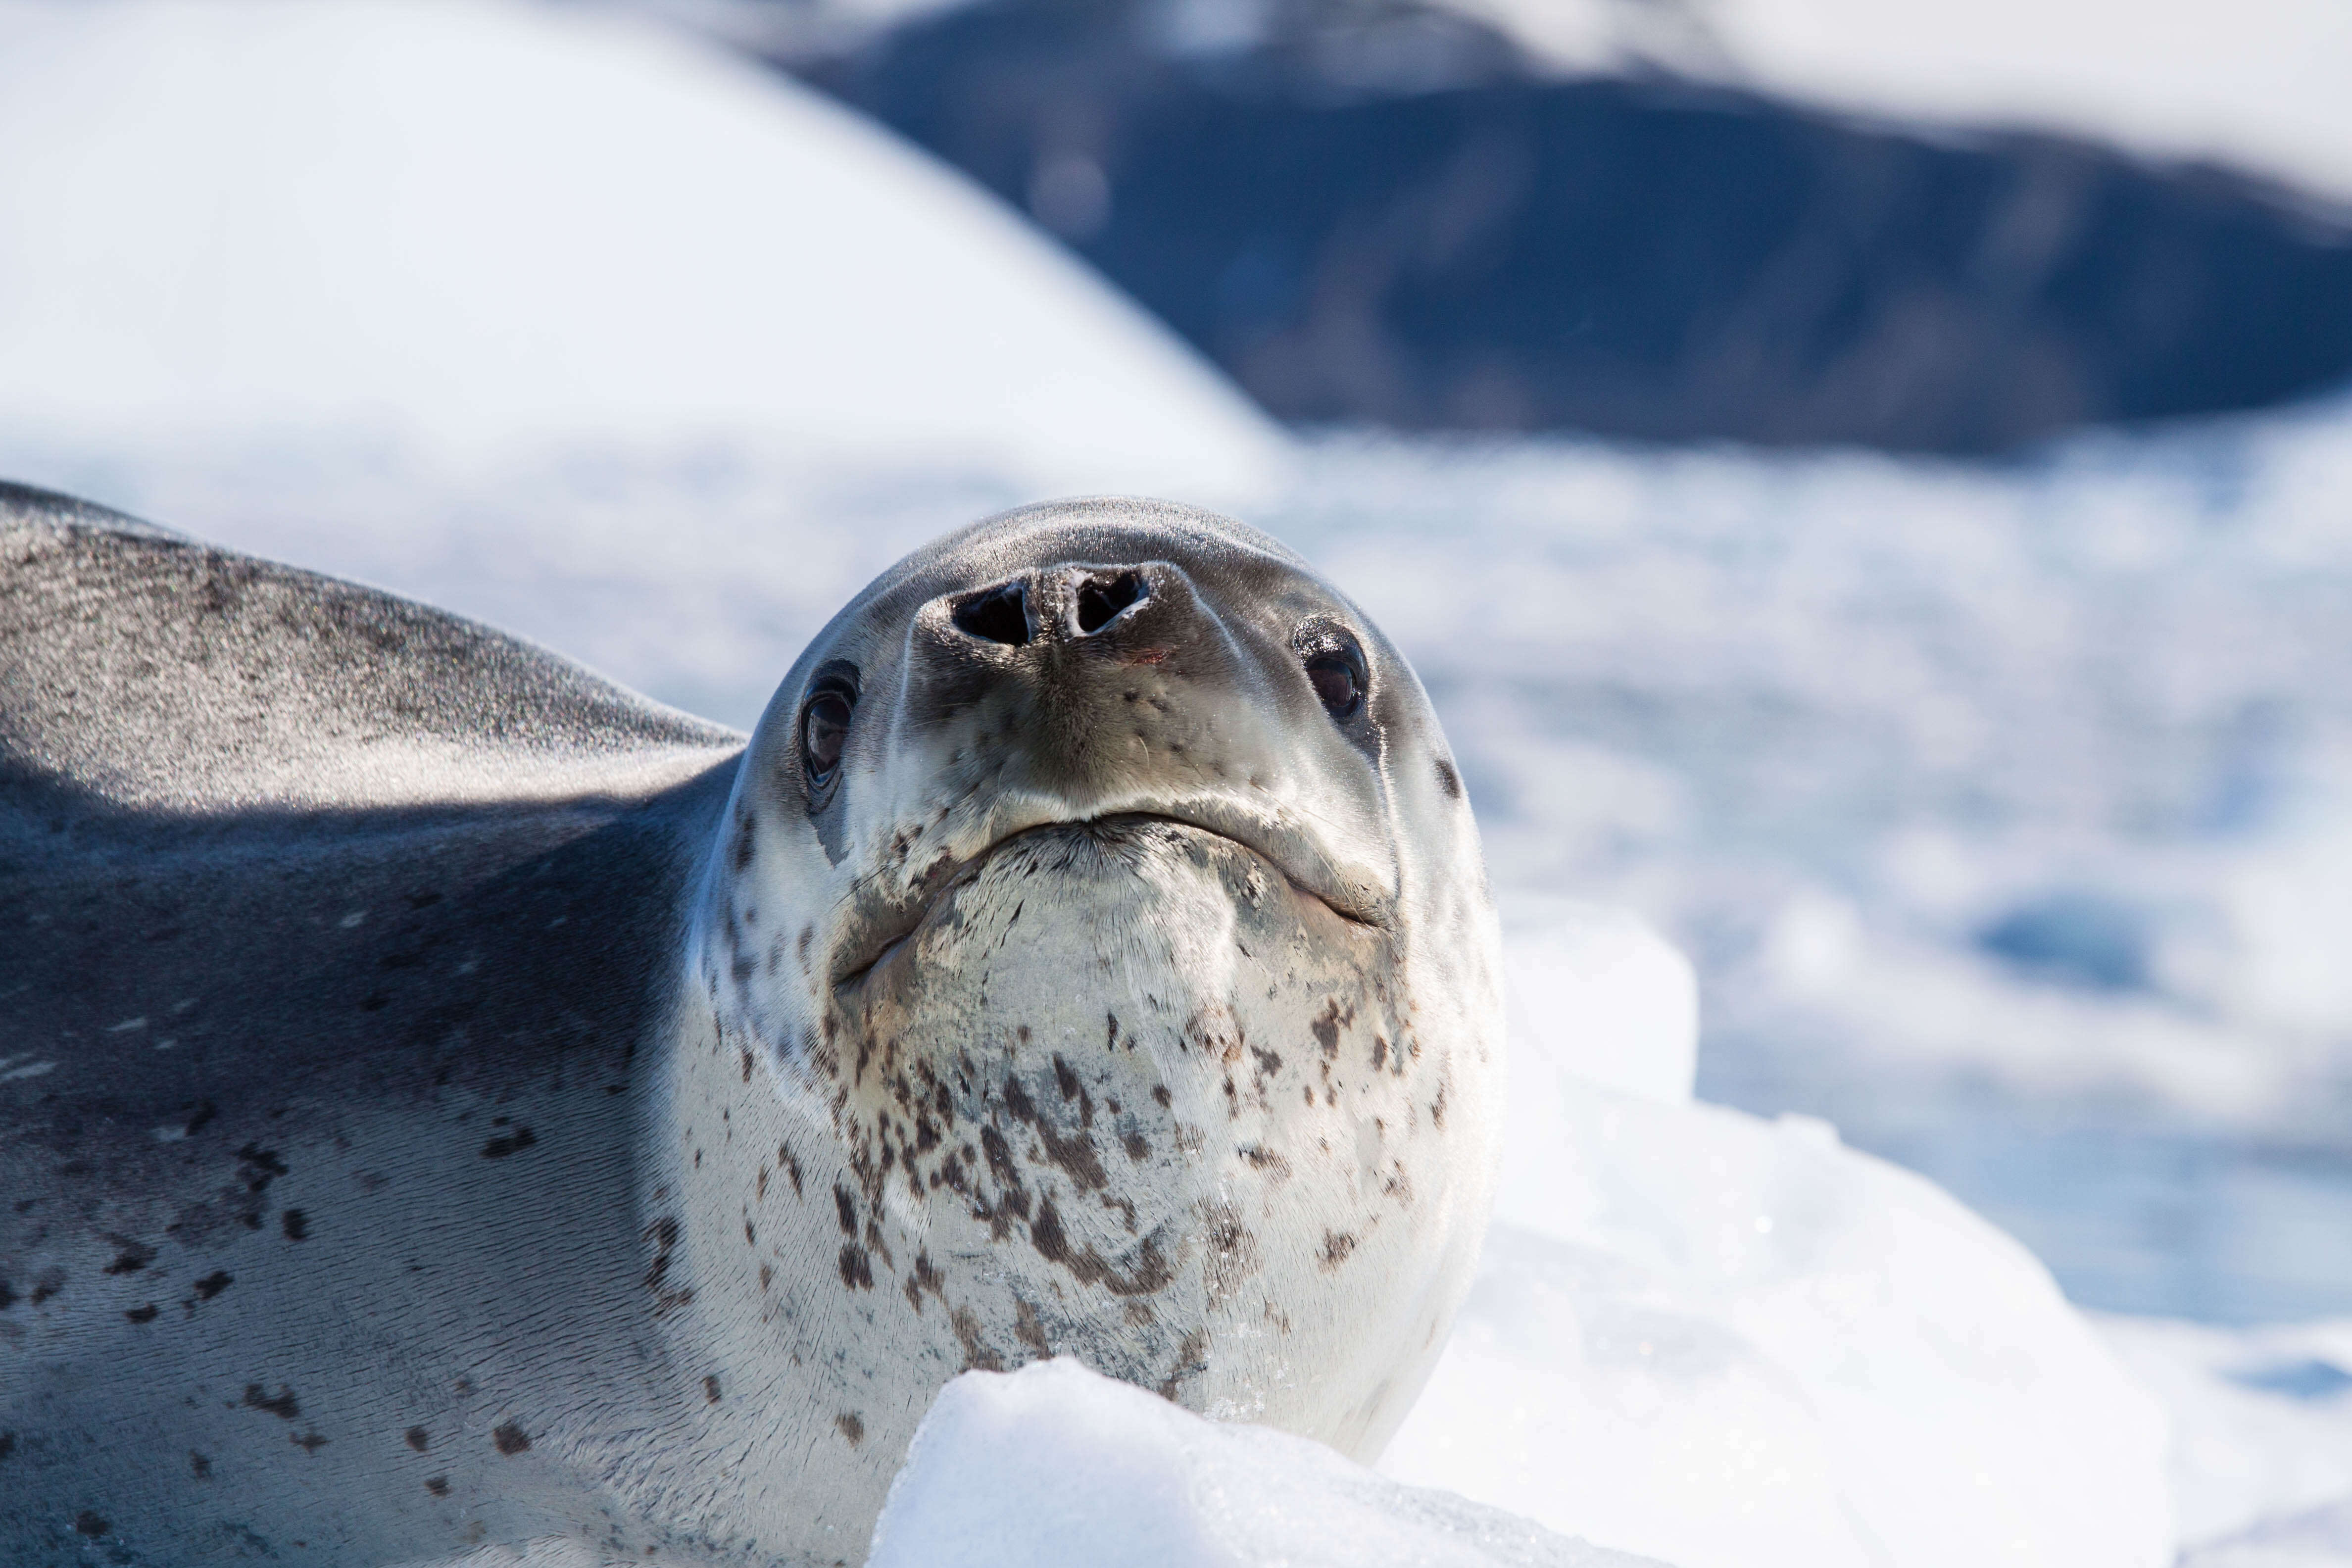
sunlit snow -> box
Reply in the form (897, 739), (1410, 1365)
(0, 0), (1285, 499)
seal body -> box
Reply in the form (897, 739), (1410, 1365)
(0, 487), (1503, 1565)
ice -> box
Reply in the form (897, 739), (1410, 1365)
(866, 1357), (1663, 1568)
(0, 0), (1284, 500)
(1381, 941), (2175, 1568)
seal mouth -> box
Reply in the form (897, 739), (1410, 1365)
(829, 810), (1386, 993)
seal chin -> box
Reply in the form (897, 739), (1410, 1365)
(829, 811), (1382, 995)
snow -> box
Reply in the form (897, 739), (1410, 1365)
(1498, 897), (1698, 1106)
(2097, 1314), (2352, 1557)
(1378, 950), (2174, 1568)
(0, 0), (1285, 499)
(867, 1358), (1659, 1568)
(1443, 0), (2352, 207)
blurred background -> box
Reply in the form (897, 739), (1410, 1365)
(3, 0), (2350, 1387)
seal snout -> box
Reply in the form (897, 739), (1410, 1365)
(947, 562), (1157, 650)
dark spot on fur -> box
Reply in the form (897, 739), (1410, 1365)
(1159, 1330), (1211, 1399)
(189, 1451), (209, 1478)
(124, 1304), (158, 1324)
(980, 1125), (1023, 1194)
(1027, 1195), (1174, 1296)
(1151, 1084), (1172, 1108)
(703, 1374), (722, 1404)
(643, 1217), (679, 1289)
(1240, 1144), (1290, 1178)
(400, 1426), (429, 1452)
(103, 1241), (155, 1275)
(282, 1209), (308, 1240)
(480, 1126), (536, 1159)
(1052, 1055), (1080, 1101)
(492, 1421), (531, 1456)
(1312, 999), (1347, 1059)
(425, 1476), (449, 1496)
(1015, 1298), (1050, 1354)
(1250, 1046), (1283, 1078)
(1122, 1130), (1149, 1162)
(0, 1278), (12, 1310)
(1002, 1076), (1037, 1124)
(835, 1182), (860, 1236)
(1372, 1036), (1388, 1072)
(836, 1413), (864, 1446)
(642, 1216), (693, 1314)
(951, 1307), (1004, 1372)
(191, 1271), (232, 1302)
(0, 1434), (13, 1462)
(1435, 756), (1463, 798)
(236, 1144), (288, 1190)
(293, 1430), (329, 1454)
(902, 1252), (945, 1314)
(362, 993), (390, 1011)
(838, 1244), (874, 1290)
(1320, 1231), (1358, 1270)
(244, 1385), (300, 1421)
(1431, 1081), (1448, 1129)
(182, 1100), (218, 1136)
(74, 1511), (108, 1537)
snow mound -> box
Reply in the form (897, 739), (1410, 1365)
(1383, 929), (2175, 1568)
(0, 0), (1284, 498)
(1500, 896), (1697, 1105)
(868, 1357), (1664, 1568)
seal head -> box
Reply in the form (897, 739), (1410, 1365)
(658, 497), (1502, 1551)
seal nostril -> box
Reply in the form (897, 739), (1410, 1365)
(1075, 571), (1146, 635)
(952, 582), (1032, 646)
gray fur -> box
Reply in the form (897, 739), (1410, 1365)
(0, 486), (1503, 1566)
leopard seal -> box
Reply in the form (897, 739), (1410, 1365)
(0, 482), (1503, 1566)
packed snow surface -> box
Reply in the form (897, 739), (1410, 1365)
(0, 0), (1284, 498)
(866, 1358), (1659, 1568)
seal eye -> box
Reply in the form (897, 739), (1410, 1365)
(803, 696), (850, 777)
(801, 689), (854, 789)
(1304, 650), (1364, 722)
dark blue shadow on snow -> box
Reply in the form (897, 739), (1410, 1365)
(2227, 1359), (2352, 1401)
(1976, 892), (2153, 992)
